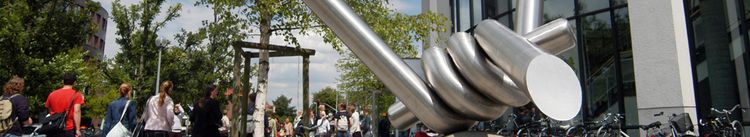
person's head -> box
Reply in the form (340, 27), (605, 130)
(119, 83), (132, 98)
(62, 72), (77, 86)
(297, 110), (303, 116)
(3, 76), (24, 96)
(204, 85), (217, 99)
(363, 108), (369, 115)
(348, 104), (356, 112)
(159, 80), (174, 106)
(339, 103), (347, 110)
(285, 117), (290, 123)
(318, 104), (326, 112)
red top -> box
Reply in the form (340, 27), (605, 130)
(415, 131), (429, 137)
(45, 88), (85, 130)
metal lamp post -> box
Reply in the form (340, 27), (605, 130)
(155, 39), (166, 95)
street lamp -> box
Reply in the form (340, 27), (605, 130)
(155, 39), (167, 95)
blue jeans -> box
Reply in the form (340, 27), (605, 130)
(336, 131), (347, 137)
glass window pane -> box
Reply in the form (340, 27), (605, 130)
(473, 0), (483, 24)
(543, 0), (574, 23)
(459, 0), (471, 31)
(578, 0), (609, 13)
(582, 12), (614, 116)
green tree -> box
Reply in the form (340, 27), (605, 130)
(0, 0), (118, 119)
(312, 86), (342, 110)
(271, 95), (296, 121)
(110, 0), (181, 111)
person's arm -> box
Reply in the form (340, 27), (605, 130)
(73, 104), (81, 136)
(17, 96), (30, 125)
(127, 101), (137, 130)
(103, 103), (114, 134)
(165, 98), (174, 128)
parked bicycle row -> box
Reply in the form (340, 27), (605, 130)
(467, 104), (746, 137)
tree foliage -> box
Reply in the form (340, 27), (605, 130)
(334, 1), (448, 118)
(271, 95), (296, 121)
(0, 0), (118, 120)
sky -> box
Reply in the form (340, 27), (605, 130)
(95, 0), (423, 109)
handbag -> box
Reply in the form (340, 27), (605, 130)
(37, 93), (77, 135)
(106, 100), (133, 137)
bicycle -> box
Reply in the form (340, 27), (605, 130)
(700, 104), (743, 137)
(496, 114), (519, 136)
(644, 112), (696, 137)
(595, 113), (629, 137)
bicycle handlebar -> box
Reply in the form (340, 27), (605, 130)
(712, 104), (742, 114)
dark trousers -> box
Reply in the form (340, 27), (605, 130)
(145, 130), (169, 137)
(46, 130), (75, 137)
(352, 131), (362, 137)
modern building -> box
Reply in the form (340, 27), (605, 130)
(74, 0), (108, 60)
(423, 0), (750, 136)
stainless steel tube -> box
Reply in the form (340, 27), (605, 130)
(303, 0), (475, 133)
(524, 19), (577, 55)
(423, 47), (509, 121)
(445, 33), (530, 107)
(388, 101), (419, 130)
(515, 0), (543, 34)
(474, 19), (582, 120)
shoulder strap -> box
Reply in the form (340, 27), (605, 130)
(5, 94), (20, 100)
(118, 100), (131, 122)
(63, 92), (79, 113)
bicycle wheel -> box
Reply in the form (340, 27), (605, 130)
(730, 121), (743, 137)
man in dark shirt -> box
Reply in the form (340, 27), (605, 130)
(378, 113), (390, 137)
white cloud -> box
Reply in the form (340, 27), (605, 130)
(387, 0), (422, 15)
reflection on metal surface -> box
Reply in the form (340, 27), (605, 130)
(302, 0), (581, 134)
(446, 33), (530, 107)
(388, 101), (419, 130)
(516, 0), (543, 34)
(525, 19), (577, 55)
(475, 20), (582, 120)
(423, 47), (508, 121)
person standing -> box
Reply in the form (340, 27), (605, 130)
(283, 118), (293, 137)
(348, 105), (361, 137)
(45, 73), (85, 137)
(170, 104), (184, 137)
(377, 113), (390, 137)
(313, 109), (329, 137)
(333, 104), (349, 137)
(360, 109), (371, 137)
(102, 84), (137, 137)
(3, 76), (31, 137)
(190, 85), (222, 137)
(142, 81), (175, 137)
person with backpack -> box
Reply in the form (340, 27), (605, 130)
(142, 81), (175, 137)
(359, 108), (371, 137)
(334, 104), (349, 137)
(101, 83), (137, 137)
(45, 73), (85, 137)
(1, 76), (31, 137)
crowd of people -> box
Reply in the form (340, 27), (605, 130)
(0, 73), (394, 137)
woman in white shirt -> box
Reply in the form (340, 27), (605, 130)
(141, 81), (175, 137)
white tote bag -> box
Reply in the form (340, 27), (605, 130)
(107, 100), (133, 137)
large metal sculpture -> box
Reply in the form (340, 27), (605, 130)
(303, 0), (581, 134)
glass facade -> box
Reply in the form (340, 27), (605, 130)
(685, 0), (750, 133)
(449, 0), (636, 135)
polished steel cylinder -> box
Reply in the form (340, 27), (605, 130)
(515, 0), (543, 34)
(445, 33), (529, 107)
(423, 47), (509, 120)
(474, 19), (582, 121)
(303, 0), (475, 133)
(524, 19), (577, 55)
(388, 101), (419, 130)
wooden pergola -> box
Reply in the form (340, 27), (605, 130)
(230, 41), (316, 136)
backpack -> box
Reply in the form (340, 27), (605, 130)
(0, 94), (19, 133)
(335, 112), (349, 131)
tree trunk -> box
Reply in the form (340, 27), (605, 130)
(231, 46), (243, 137)
(302, 55), (310, 136)
(253, 6), (272, 137)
